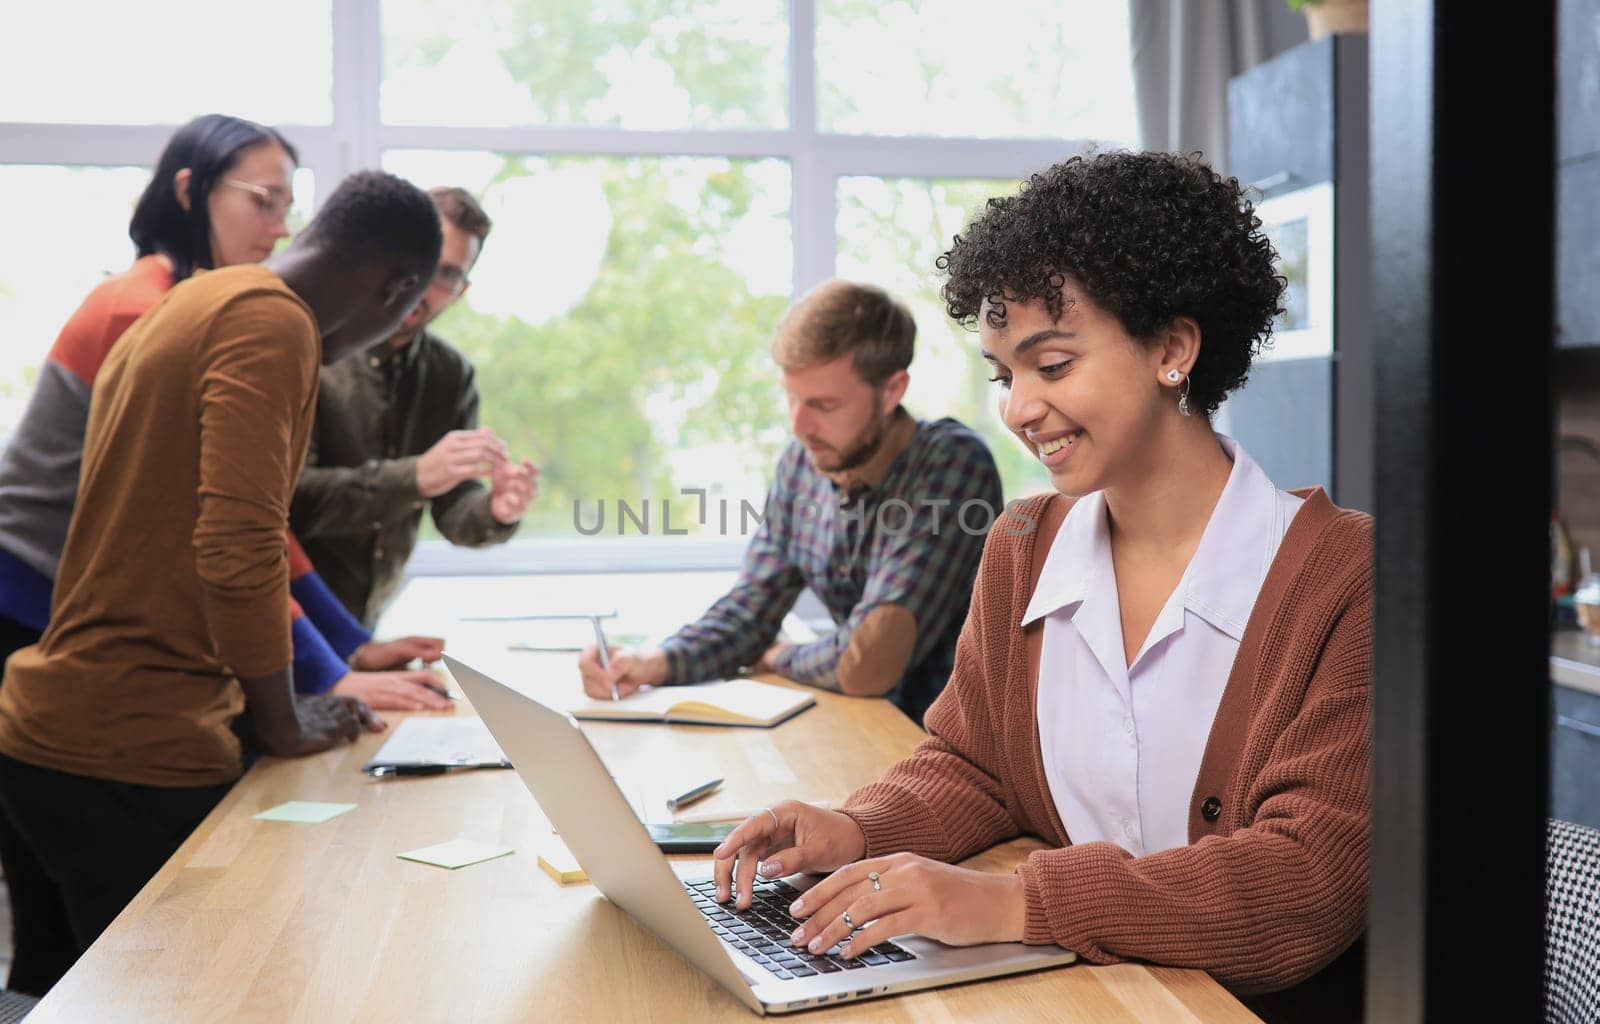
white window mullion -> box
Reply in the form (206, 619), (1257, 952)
(331, 0), (383, 184)
(279, 128), (340, 201)
(376, 125), (796, 159)
(815, 133), (1098, 181)
(0, 123), (176, 167)
(788, 0), (832, 295)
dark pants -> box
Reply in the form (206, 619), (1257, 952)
(0, 629), (233, 995)
(0, 612), (77, 996)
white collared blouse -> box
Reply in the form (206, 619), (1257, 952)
(1021, 437), (1305, 856)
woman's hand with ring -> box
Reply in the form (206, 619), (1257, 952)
(710, 800), (866, 910)
(785, 853), (1027, 957)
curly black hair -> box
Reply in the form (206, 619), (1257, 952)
(937, 151), (1285, 417)
(301, 170), (443, 282)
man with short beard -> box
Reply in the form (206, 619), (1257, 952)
(579, 279), (1001, 724)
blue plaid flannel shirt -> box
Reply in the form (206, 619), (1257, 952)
(660, 415), (1002, 722)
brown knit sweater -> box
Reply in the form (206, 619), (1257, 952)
(0, 266), (319, 788)
(840, 488), (1371, 1004)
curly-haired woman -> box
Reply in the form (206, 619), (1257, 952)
(711, 151), (1371, 1022)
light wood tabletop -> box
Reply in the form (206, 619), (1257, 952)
(25, 573), (1261, 1023)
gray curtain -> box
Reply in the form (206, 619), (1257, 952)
(1129, 0), (1288, 169)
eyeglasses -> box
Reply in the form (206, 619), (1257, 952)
(432, 263), (470, 296)
(222, 178), (295, 222)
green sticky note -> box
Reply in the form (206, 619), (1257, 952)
(398, 838), (515, 870)
(253, 801), (357, 824)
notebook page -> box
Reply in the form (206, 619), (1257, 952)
(662, 680), (812, 723)
(567, 679), (811, 723)
(567, 685), (691, 719)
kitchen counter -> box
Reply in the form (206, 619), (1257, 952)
(1550, 629), (1600, 696)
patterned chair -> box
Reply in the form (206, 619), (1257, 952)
(1547, 818), (1600, 1024)
(0, 989), (37, 1023)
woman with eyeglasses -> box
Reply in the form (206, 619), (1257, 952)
(0, 114), (446, 995)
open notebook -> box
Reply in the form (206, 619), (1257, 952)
(569, 679), (815, 728)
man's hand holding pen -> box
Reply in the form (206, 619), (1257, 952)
(578, 643), (669, 700)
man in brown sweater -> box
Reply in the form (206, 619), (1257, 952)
(0, 170), (443, 991)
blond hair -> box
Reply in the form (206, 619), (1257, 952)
(770, 279), (915, 387)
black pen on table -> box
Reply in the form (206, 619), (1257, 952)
(421, 680), (457, 702)
(592, 614), (618, 701)
(366, 763), (504, 778)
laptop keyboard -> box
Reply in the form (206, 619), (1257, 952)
(683, 877), (917, 980)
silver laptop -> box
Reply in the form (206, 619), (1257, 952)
(445, 654), (1076, 1015)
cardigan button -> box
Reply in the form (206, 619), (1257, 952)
(1200, 796), (1222, 822)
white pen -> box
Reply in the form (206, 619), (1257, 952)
(462, 610), (618, 622)
(592, 614), (618, 701)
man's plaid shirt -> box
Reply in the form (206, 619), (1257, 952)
(661, 414), (1002, 723)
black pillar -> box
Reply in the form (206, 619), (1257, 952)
(1368, 2), (1555, 1020)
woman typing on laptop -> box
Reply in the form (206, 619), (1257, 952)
(712, 152), (1370, 1024)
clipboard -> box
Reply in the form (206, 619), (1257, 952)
(361, 717), (511, 774)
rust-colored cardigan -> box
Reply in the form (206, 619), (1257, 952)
(840, 488), (1371, 1013)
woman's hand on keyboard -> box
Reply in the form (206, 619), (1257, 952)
(712, 800), (866, 910)
(786, 854), (1027, 956)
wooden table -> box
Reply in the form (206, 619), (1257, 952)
(25, 573), (1261, 1023)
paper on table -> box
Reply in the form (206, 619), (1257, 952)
(398, 838), (515, 870)
(509, 628), (652, 653)
(503, 619), (605, 652)
(253, 801), (356, 824)
(362, 716), (508, 773)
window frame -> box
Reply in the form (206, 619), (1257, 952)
(0, 0), (1126, 575)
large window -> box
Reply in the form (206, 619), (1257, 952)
(384, 149), (793, 536)
(0, 2), (334, 125)
(836, 175), (1050, 498)
(0, 1), (1136, 556)
(383, 0), (789, 129)
(816, 0), (1135, 139)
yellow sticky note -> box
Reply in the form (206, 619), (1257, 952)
(254, 801), (356, 824)
(537, 838), (588, 885)
(398, 838), (514, 870)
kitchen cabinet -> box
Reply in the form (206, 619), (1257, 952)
(1553, 682), (1600, 828)
(1558, 156), (1600, 347)
(1557, 0), (1600, 346)
(1560, 0), (1600, 162)
(1226, 35), (1370, 508)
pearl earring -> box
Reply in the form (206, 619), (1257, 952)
(1166, 369), (1182, 383)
